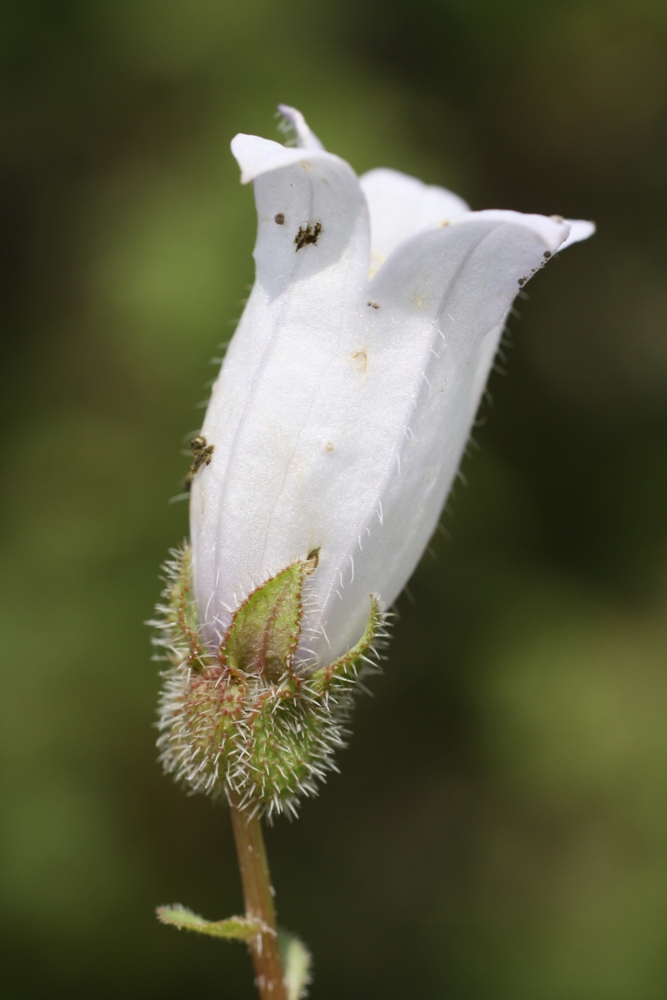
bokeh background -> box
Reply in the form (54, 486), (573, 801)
(2, 0), (667, 997)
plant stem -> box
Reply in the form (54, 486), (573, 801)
(229, 796), (287, 1000)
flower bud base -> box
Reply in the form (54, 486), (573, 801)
(154, 545), (384, 818)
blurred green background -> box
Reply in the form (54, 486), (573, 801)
(2, 0), (667, 997)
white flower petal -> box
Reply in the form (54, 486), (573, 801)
(296, 211), (572, 663)
(558, 218), (596, 250)
(191, 134), (370, 650)
(360, 167), (469, 270)
(190, 109), (594, 670)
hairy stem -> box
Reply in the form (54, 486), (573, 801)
(229, 797), (287, 1000)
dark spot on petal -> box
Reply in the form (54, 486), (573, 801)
(274, 213), (285, 225)
(544, 250), (552, 259)
(367, 301), (380, 309)
(518, 277), (526, 286)
(305, 547), (320, 573)
(295, 221), (322, 251)
(350, 349), (368, 375)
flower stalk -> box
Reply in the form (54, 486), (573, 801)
(229, 794), (287, 1000)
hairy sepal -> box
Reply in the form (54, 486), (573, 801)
(224, 562), (303, 681)
(155, 545), (385, 818)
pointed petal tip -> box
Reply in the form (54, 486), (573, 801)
(446, 211), (595, 256)
(230, 131), (325, 185)
(454, 209), (571, 252)
(276, 104), (324, 150)
(230, 129), (356, 192)
(230, 132), (259, 184)
(559, 218), (596, 251)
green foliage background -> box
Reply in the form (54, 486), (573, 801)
(2, 1), (667, 996)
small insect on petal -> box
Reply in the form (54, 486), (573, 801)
(183, 436), (214, 492)
(294, 221), (322, 251)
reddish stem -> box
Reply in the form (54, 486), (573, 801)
(229, 797), (287, 1000)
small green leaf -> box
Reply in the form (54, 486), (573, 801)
(224, 562), (304, 681)
(279, 930), (312, 999)
(156, 905), (265, 940)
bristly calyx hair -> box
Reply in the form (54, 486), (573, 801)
(153, 545), (388, 818)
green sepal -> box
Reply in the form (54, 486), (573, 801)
(310, 596), (383, 695)
(156, 904), (267, 940)
(223, 563), (304, 682)
(156, 547), (387, 816)
(279, 930), (312, 1000)
(154, 545), (209, 671)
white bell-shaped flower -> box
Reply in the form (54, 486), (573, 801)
(189, 106), (594, 669)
